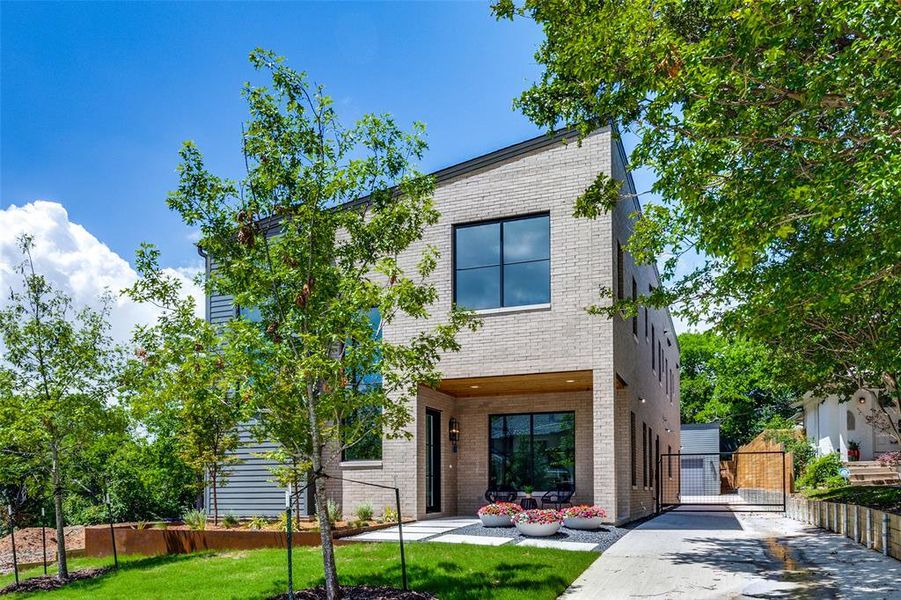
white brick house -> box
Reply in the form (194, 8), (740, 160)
(204, 128), (681, 525)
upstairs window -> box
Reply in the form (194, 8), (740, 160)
(454, 214), (550, 310)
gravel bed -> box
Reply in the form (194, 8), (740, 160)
(434, 522), (630, 552)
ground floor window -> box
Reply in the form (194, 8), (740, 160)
(342, 405), (383, 462)
(488, 411), (575, 490)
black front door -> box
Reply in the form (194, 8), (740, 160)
(425, 408), (441, 513)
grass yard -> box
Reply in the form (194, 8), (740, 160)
(801, 485), (901, 514)
(0, 542), (598, 599)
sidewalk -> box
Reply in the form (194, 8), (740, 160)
(560, 509), (901, 599)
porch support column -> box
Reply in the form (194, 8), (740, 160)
(593, 368), (625, 522)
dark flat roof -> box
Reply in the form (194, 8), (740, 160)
(681, 423), (720, 430)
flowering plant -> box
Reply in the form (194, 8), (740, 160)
(563, 505), (607, 519)
(513, 509), (562, 525)
(478, 502), (523, 517)
(878, 451), (901, 467)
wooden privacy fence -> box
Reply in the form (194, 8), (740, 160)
(786, 496), (901, 560)
(721, 430), (795, 504)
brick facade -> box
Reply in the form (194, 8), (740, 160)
(330, 130), (681, 525)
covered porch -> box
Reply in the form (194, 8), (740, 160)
(416, 370), (597, 519)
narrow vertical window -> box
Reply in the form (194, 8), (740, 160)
(631, 277), (638, 336)
(630, 412), (637, 487)
(648, 426), (654, 487)
(658, 342), (663, 383)
(616, 242), (624, 300)
(654, 436), (660, 489)
(651, 326), (656, 371)
(667, 445), (672, 478)
(642, 422), (648, 488)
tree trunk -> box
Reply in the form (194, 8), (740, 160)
(307, 383), (341, 600)
(210, 470), (219, 526)
(50, 442), (67, 580)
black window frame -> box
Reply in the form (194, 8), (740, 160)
(630, 411), (637, 487)
(487, 410), (575, 491)
(452, 212), (551, 310)
(642, 422), (648, 488)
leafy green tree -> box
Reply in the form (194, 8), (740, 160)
(680, 332), (796, 448)
(493, 0), (900, 401)
(125, 245), (245, 525)
(0, 235), (119, 579)
(164, 50), (477, 598)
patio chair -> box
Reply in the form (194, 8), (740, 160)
(540, 482), (575, 510)
(484, 485), (518, 504)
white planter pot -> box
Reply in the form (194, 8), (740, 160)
(515, 521), (561, 537)
(479, 514), (514, 527)
(563, 516), (603, 530)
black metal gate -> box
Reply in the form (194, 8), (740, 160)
(657, 451), (787, 512)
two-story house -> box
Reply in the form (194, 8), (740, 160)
(204, 128), (681, 525)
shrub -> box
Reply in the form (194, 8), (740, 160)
(381, 506), (398, 523)
(153, 522), (168, 530)
(878, 451), (901, 467)
(762, 421), (815, 479)
(316, 499), (342, 527)
(477, 502), (523, 516)
(247, 515), (269, 530)
(183, 509), (207, 531)
(134, 521), (148, 530)
(221, 512), (240, 529)
(798, 453), (845, 489)
(355, 502), (374, 522)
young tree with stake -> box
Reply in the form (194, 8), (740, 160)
(0, 235), (119, 580)
(166, 50), (477, 598)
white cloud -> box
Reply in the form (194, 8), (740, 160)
(0, 200), (203, 345)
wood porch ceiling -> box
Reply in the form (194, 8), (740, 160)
(435, 370), (592, 398)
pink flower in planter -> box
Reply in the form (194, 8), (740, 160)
(562, 505), (607, 519)
(878, 451), (901, 467)
(513, 509), (562, 525)
(478, 502), (523, 517)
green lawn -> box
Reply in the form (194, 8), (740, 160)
(801, 485), (901, 514)
(1, 542), (598, 599)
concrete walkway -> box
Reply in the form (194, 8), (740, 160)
(560, 509), (901, 599)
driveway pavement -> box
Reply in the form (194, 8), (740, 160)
(560, 508), (901, 599)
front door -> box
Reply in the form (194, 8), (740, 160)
(425, 408), (441, 513)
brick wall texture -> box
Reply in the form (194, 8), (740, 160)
(309, 130), (679, 524)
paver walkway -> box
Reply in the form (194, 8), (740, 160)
(560, 508), (901, 599)
(346, 517), (606, 551)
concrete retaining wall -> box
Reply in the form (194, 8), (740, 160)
(786, 495), (901, 560)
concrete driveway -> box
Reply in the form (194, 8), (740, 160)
(560, 509), (901, 599)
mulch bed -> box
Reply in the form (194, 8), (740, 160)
(0, 567), (110, 595)
(269, 586), (436, 599)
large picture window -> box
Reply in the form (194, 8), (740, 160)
(489, 412), (575, 490)
(454, 214), (550, 310)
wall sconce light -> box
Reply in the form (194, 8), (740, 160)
(449, 417), (460, 453)
(858, 396), (867, 404)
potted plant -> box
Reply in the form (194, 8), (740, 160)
(513, 509), (562, 537)
(522, 485), (534, 499)
(477, 502), (522, 527)
(562, 505), (607, 530)
(847, 440), (861, 462)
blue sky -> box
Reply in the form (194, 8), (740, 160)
(2, 1), (557, 268)
(2, 2), (681, 336)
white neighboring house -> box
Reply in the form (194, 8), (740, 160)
(680, 423), (721, 497)
(798, 390), (900, 461)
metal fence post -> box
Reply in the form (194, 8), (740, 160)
(41, 506), (48, 575)
(286, 488), (294, 600)
(867, 509), (874, 549)
(883, 513), (890, 556)
(8, 506), (18, 587)
(105, 492), (118, 569)
(395, 487), (408, 591)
